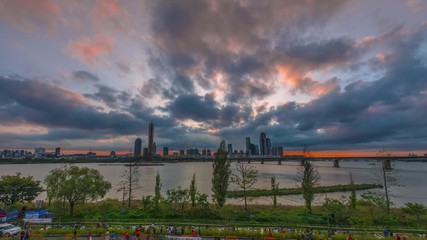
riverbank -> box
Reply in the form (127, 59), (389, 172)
(226, 184), (383, 198)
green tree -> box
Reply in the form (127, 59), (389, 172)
(0, 173), (43, 209)
(166, 186), (189, 214)
(44, 165), (111, 217)
(231, 162), (258, 211)
(117, 164), (141, 208)
(349, 172), (357, 209)
(360, 191), (389, 224)
(296, 161), (320, 214)
(271, 177), (279, 207)
(189, 173), (197, 208)
(211, 146), (231, 208)
(402, 202), (426, 224)
(141, 196), (153, 211)
(322, 198), (347, 225)
(154, 172), (162, 208)
(373, 150), (398, 213)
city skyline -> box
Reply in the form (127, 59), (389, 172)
(1, 1), (427, 156)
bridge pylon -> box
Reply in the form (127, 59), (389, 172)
(333, 159), (340, 167)
(383, 159), (392, 170)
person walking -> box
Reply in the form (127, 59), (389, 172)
(124, 231), (129, 240)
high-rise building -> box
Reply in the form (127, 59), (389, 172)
(179, 149), (185, 156)
(207, 149), (211, 156)
(148, 121), (154, 158)
(245, 137), (251, 155)
(34, 147), (46, 158)
(55, 147), (61, 157)
(260, 132), (266, 155)
(277, 146), (284, 157)
(134, 138), (142, 157)
(163, 147), (169, 157)
(250, 143), (256, 155)
(227, 144), (233, 155)
(143, 147), (149, 156)
(110, 151), (116, 158)
(272, 147), (278, 156)
(152, 142), (157, 156)
(186, 148), (193, 156)
(255, 145), (260, 155)
(266, 138), (271, 155)
(219, 140), (227, 152)
(202, 149), (207, 156)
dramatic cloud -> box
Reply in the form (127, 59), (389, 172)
(1, 1), (427, 154)
(72, 70), (100, 83)
(68, 34), (114, 66)
(0, 0), (60, 32)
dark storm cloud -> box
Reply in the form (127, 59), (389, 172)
(72, 70), (100, 82)
(146, 0), (348, 104)
(219, 27), (427, 150)
(168, 94), (219, 121)
(282, 38), (358, 68)
(84, 84), (131, 108)
(0, 76), (142, 134)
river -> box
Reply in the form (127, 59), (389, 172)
(0, 160), (426, 207)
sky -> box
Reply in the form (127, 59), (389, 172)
(1, 0), (427, 156)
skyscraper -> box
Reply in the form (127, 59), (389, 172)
(277, 146), (284, 157)
(266, 138), (271, 155)
(134, 137), (142, 157)
(152, 142), (157, 156)
(227, 144), (233, 155)
(272, 147), (277, 156)
(245, 137), (251, 155)
(55, 147), (61, 157)
(148, 121), (154, 158)
(260, 132), (266, 155)
(219, 139), (227, 152)
(163, 147), (169, 157)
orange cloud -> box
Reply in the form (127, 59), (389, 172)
(276, 64), (338, 96)
(91, 0), (128, 31)
(68, 34), (114, 66)
(0, 0), (60, 32)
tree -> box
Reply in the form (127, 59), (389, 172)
(271, 177), (279, 208)
(117, 164), (141, 208)
(322, 198), (347, 225)
(154, 172), (162, 208)
(349, 172), (357, 209)
(360, 191), (389, 224)
(296, 161), (320, 213)
(166, 187), (189, 214)
(44, 165), (111, 217)
(189, 173), (197, 208)
(211, 147), (231, 207)
(373, 150), (398, 213)
(230, 162), (258, 211)
(402, 202), (426, 224)
(0, 173), (43, 209)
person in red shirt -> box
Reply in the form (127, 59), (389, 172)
(347, 234), (352, 240)
(124, 231), (129, 240)
(135, 228), (140, 238)
(20, 230), (25, 240)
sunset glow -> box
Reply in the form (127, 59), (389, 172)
(0, 0), (427, 156)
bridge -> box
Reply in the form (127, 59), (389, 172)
(162, 155), (427, 169)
